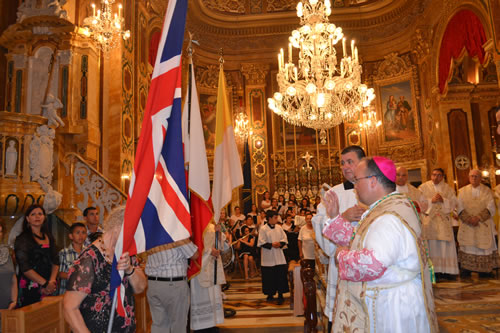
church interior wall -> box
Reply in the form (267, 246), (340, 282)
(0, 0), (498, 229)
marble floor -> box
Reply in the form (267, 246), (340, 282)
(219, 271), (500, 332)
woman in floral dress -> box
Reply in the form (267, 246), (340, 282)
(14, 204), (59, 307)
(63, 206), (147, 333)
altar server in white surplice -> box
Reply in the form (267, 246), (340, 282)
(457, 169), (498, 275)
(258, 210), (289, 305)
(419, 168), (459, 276)
(312, 145), (365, 331)
(190, 222), (226, 332)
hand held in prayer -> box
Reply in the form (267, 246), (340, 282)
(468, 216), (480, 226)
(214, 224), (221, 232)
(342, 205), (365, 222)
(211, 248), (221, 257)
(323, 189), (340, 219)
(431, 193), (443, 203)
(272, 241), (281, 248)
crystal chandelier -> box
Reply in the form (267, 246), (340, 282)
(234, 111), (253, 143)
(82, 0), (131, 53)
(357, 107), (382, 133)
(267, 0), (375, 143)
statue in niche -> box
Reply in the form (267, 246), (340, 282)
(42, 94), (65, 128)
(5, 140), (18, 176)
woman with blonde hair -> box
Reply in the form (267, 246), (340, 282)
(64, 206), (147, 333)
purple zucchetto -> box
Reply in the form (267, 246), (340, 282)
(372, 156), (396, 183)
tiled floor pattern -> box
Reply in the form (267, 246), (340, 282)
(220, 276), (304, 330)
(219, 272), (500, 332)
(434, 274), (500, 333)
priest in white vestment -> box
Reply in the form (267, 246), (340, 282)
(457, 169), (498, 275)
(190, 222), (225, 332)
(323, 157), (438, 333)
(419, 168), (459, 276)
(396, 166), (428, 213)
(312, 145), (365, 331)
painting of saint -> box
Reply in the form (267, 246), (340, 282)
(379, 80), (417, 142)
(199, 94), (217, 151)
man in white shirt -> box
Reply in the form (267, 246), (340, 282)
(396, 166), (428, 213)
(457, 169), (498, 277)
(257, 210), (289, 305)
(312, 145), (365, 331)
(419, 168), (459, 279)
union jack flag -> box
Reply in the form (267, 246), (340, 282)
(111, 0), (191, 318)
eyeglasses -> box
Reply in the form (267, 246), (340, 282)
(352, 175), (376, 184)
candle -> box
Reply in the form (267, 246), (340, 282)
(354, 47), (358, 62)
(351, 40), (355, 58)
(278, 53), (282, 71)
(288, 43), (292, 63)
(342, 38), (346, 57)
(119, 4), (122, 17)
(92, 3), (96, 16)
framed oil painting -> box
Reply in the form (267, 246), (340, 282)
(376, 76), (420, 145)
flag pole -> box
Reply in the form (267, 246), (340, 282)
(107, 289), (118, 333)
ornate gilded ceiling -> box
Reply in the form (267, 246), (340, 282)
(186, 0), (430, 61)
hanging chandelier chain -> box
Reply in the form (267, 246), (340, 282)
(268, 0), (375, 143)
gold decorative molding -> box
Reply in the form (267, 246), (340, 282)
(195, 64), (220, 90)
(201, 0), (245, 14)
(241, 63), (269, 85)
(411, 27), (433, 62)
(373, 52), (412, 80)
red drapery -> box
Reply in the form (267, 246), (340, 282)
(438, 9), (487, 94)
(148, 31), (162, 67)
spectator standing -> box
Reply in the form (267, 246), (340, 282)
(0, 221), (17, 311)
(15, 204), (59, 307)
(58, 223), (86, 295)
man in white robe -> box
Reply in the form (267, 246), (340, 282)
(457, 169), (498, 276)
(190, 222), (226, 332)
(323, 156), (438, 333)
(312, 145), (365, 331)
(419, 168), (459, 278)
(396, 166), (428, 213)
(258, 210), (289, 305)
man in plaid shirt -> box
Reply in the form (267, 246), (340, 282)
(58, 223), (86, 294)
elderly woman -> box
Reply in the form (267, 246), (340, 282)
(14, 204), (59, 307)
(63, 206), (147, 333)
(0, 221), (17, 310)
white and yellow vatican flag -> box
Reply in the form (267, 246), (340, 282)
(211, 64), (243, 222)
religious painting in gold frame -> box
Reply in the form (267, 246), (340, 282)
(375, 74), (420, 146)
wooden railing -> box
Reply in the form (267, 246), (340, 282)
(1, 293), (150, 333)
(61, 153), (127, 224)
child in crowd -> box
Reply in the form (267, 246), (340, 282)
(58, 222), (86, 294)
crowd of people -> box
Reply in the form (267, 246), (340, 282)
(2, 139), (500, 332)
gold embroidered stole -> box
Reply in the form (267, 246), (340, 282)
(457, 185), (494, 249)
(331, 193), (438, 333)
